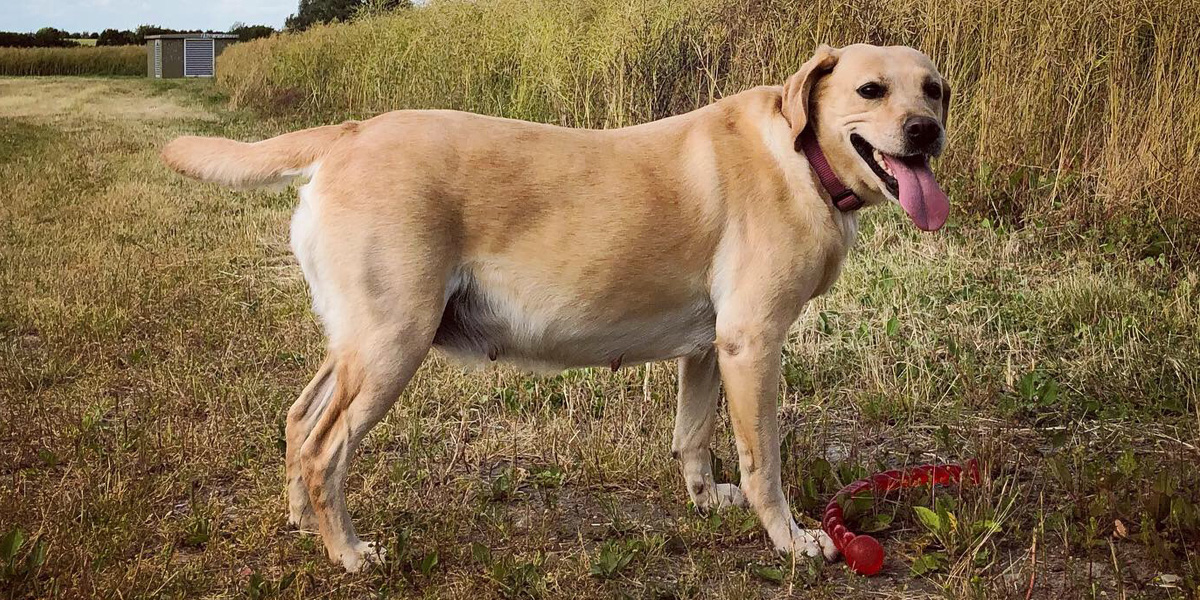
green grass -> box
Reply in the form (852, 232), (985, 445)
(0, 45), (144, 76)
(0, 77), (1196, 599)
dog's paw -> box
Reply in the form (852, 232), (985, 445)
(692, 483), (749, 513)
(712, 483), (749, 509)
(776, 527), (839, 561)
(338, 541), (387, 573)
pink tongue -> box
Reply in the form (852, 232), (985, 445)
(881, 154), (949, 231)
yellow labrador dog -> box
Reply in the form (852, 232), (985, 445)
(164, 43), (950, 572)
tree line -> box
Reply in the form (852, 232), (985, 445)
(285, 0), (413, 31)
(2, 0), (417, 50)
(0, 28), (88, 48)
(0, 24), (276, 48)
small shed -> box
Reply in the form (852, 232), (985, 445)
(146, 33), (238, 79)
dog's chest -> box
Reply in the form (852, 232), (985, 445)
(808, 212), (858, 299)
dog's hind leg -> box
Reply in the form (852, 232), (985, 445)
(671, 348), (747, 512)
(301, 326), (434, 572)
(285, 357), (336, 530)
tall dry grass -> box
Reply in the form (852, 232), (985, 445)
(0, 45), (144, 76)
(217, 0), (1200, 236)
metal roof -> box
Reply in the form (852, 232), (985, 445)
(144, 33), (239, 40)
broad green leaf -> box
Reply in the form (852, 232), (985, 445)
(974, 519), (1001, 535)
(1049, 430), (1070, 448)
(277, 571), (297, 593)
(418, 551), (439, 575)
(246, 572), (265, 600)
(843, 494), (874, 521)
(1038, 378), (1059, 405)
(910, 553), (937, 575)
(26, 538), (47, 570)
(1018, 372), (1038, 400)
(752, 565), (784, 584)
(859, 512), (894, 533)
(913, 506), (943, 533)
(1, 528), (25, 563)
(471, 542), (492, 565)
(911, 551), (947, 575)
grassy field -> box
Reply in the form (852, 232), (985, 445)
(0, 45), (143, 77)
(0, 76), (1196, 599)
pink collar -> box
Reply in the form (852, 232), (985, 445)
(799, 127), (863, 212)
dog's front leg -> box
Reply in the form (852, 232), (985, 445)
(715, 323), (837, 560)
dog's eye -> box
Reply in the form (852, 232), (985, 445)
(857, 83), (886, 100)
(924, 81), (943, 100)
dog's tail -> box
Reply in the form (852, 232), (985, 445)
(161, 121), (360, 189)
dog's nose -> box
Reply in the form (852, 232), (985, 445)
(904, 116), (941, 150)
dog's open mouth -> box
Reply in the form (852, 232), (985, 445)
(851, 134), (900, 196)
(850, 133), (949, 232)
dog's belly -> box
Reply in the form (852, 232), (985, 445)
(432, 269), (716, 370)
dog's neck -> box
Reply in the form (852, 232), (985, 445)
(798, 125), (860, 250)
(799, 127), (863, 213)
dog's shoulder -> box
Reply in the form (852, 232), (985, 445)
(711, 85), (785, 122)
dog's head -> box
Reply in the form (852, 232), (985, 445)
(782, 44), (951, 231)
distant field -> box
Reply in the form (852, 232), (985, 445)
(68, 38), (98, 46)
(0, 44), (142, 76)
(0, 77), (1196, 599)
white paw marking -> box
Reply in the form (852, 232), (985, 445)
(691, 482), (749, 513)
(713, 483), (748, 509)
(777, 528), (839, 561)
(339, 541), (387, 573)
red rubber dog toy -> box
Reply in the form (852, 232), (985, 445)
(822, 459), (979, 576)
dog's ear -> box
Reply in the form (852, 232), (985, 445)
(781, 44), (840, 146)
(939, 77), (953, 128)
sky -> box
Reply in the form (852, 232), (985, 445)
(1, 0), (297, 33)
